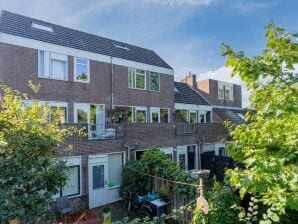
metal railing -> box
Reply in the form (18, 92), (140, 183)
(175, 123), (196, 135)
(88, 123), (125, 140)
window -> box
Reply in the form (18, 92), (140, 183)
(160, 108), (169, 123)
(75, 58), (89, 82)
(218, 81), (233, 100)
(38, 50), (45, 77)
(93, 165), (105, 189)
(218, 147), (226, 156)
(150, 72), (160, 91)
(136, 150), (144, 160)
(150, 108), (160, 123)
(179, 154), (186, 170)
(218, 86), (224, 99)
(187, 145), (196, 170)
(224, 86), (233, 100)
(136, 108), (147, 123)
(77, 109), (88, 123)
(32, 22), (53, 32)
(128, 68), (146, 90)
(128, 107), (147, 123)
(189, 111), (197, 123)
(61, 165), (80, 197)
(38, 51), (68, 80)
(177, 110), (188, 122)
(199, 112), (206, 123)
(51, 59), (67, 80)
(113, 42), (129, 50)
(108, 153), (123, 188)
(49, 106), (67, 123)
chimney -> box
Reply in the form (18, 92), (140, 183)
(181, 72), (197, 88)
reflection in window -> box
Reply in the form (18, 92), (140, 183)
(50, 106), (67, 123)
(160, 108), (169, 123)
(93, 165), (104, 189)
(150, 72), (160, 91)
(177, 110), (188, 122)
(151, 112), (159, 123)
(77, 109), (88, 123)
(136, 110), (146, 123)
(75, 58), (89, 82)
(61, 165), (80, 197)
(128, 68), (146, 89)
(179, 154), (186, 170)
(108, 153), (123, 188)
(189, 112), (197, 123)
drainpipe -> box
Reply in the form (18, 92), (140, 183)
(111, 56), (114, 109)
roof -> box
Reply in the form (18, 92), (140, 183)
(0, 10), (172, 70)
(213, 108), (245, 125)
(174, 82), (210, 106)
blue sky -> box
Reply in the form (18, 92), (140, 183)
(0, 0), (297, 106)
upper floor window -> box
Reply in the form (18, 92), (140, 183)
(218, 82), (233, 100)
(38, 50), (67, 80)
(75, 58), (89, 82)
(128, 106), (147, 123)
(128, 68), (146, 90)
(150, 72), (160, 91)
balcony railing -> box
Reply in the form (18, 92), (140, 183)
(175, 123), (196, 135)
(62, 123), (125, 140)
(88, 124), (125, 140)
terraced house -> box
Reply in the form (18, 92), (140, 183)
(0, 10), (243, 210)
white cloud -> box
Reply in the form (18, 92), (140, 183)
(146, 0), (213, 6)
(197, 66), (251, 107)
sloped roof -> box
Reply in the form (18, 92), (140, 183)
(0, 10), (172, 69)
(174, 82), (210, 106)
(213, 108), (245, 124)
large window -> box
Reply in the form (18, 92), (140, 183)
(128, 106), (147, 123)
(108, 153), (123, 188)
(75, 58), (89, 82)
(38, 51), (67, 80)
(49, 105), (67, 123)
(150, 72), (160, 91)
(160, 108), (169, 123)
(218, 82), (233, 100)
(128, 68), (146, 90)
(189, 111), (197, 123)
(61, 165), (80, 197)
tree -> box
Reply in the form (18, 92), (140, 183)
(222, 23), (298, 223)
(0, 85), (70, 222)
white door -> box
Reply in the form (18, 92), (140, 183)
(177, 146), (188, 171)
(88, 155), (109, 208)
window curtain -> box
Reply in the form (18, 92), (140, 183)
(51, 59), (66, 80)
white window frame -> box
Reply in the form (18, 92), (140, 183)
(107, 152), (124, 189)
(134, 106), (147, 123)
(218, 81), (233, 100)
(160, 108), (170, 123)
(74, 57), (90, 83)
(128, 68), (146, 90)
(161, 147), (174, 161)
(74, 103), (90, 124)
(38, 50), (68, 81)
(46, 101), (68, 123)
(189, 110), (197, 123)
(54, 156), (82, 199)
(199, 111), (207, 123)
(149, 72), (160, 92)
(150, 107), (160, 123)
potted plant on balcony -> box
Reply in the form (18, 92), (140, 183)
(102, 206), (111, 224)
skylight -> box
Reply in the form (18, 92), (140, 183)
(31, 22), (53, 32)
(113, 42), (129, 50)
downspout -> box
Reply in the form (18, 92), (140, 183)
(111, 56), (114, 109)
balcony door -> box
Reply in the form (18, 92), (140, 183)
(177, 146), (188, 170)
(74, 104), (105, 138)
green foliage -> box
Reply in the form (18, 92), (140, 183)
(0, 85), (70, 222)
(192, 180), (243, 224)
(222, 23), (298, 222)
(120, 148), (196, 201)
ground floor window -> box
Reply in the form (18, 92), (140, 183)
(187, 145), (196, 170)
(108, 153), (123, 188)
(60, 165), (80, 197)
(136, 150), (144, 160)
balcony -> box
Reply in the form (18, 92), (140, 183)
(62, 123), (125, 140)
(175, 123), (196, 135)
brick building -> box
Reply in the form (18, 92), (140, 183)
(0, 10), (241, 210)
